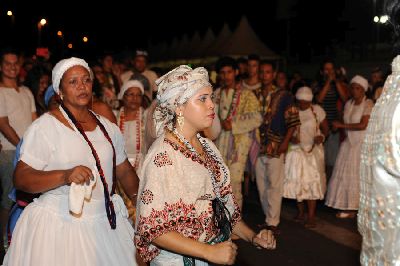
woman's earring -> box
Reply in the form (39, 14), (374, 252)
(60, 94), (64, 101)
(177, 111), (184, 130)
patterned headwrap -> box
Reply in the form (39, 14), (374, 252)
(153, 65), (211, 137)
(52, 57), (92, 94)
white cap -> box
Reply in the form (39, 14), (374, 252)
(118, 80), (144, 100)
(52, 57), (92, 94)
(295, 86), (313, 101)
(350, 75), (368, 91)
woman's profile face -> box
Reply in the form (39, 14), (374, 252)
(60, 65), (93, 107)
(180, 86), (215, 132)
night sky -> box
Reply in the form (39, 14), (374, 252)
(0, 0), (392, 62)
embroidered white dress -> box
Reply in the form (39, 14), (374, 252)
(325, 98), (373, 210)
(117, 107), (146, 173)
(134, 135), (241, 265)
(359, 56), (400, 265)
(3, 113), (137, 266)
(283, 105), (326, 201)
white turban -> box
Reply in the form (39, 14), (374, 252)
(350, 75), (368, 91)
(296, 86), (313, 101)
(118, 80), (144, 100)
(52, 57), (92, 94)
(153, 65), (211, 137)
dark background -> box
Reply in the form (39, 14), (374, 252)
(0, 0), (393, 62)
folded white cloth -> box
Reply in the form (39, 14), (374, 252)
(69, 169), (98, 215)
(111, 194), (129, 218)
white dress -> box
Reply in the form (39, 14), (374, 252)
(135, 135), (241, 265)
(359, 56), (400, 265)
(284, 105), (326, 201)
(325, 98), (373, 210)
(117, 107), (146, 173)
(3, 113), (137, 266)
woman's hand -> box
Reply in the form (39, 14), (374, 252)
(278, 141), (289, 155)
(204, 240), (237, 265)
(290, 136), (300, 144)
(331, 120), (342, 131)
(314, 135), (325, 145)
(63, 165), (93, 185)
(252, 229), (276, 250)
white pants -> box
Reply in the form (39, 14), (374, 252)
(255, 154), (285, 226)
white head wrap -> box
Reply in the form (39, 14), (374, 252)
(52, 57), (92, 94)
(118, 80), (144, 100)
(153, 65), (211, 137)
(350, 75), (368, 91)
(296, 86), (313, 101)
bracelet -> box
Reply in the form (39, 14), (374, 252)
(129, 193), (138, 202)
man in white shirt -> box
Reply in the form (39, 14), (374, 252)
(121, 50), (158, 102)
(0, 48), (37, 247)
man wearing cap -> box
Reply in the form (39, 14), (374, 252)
(121, 50), (158, 102)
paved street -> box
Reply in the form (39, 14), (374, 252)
(234, 183), (361, 266)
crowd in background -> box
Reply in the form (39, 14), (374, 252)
(0, 47), (388, 260)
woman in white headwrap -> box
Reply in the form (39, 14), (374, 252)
(283, 87), (329, 228)
(325, 75), (373, 218)
(3, 57), (140, 266)
(115, 79), (147, 225)
(117, 79), (146, 172)
(135, 65), (276, 266)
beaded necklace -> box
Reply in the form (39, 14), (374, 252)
(60, 104), (117, 229)
(169, 129), (233, 265)
(118, 107), (142, 168)
(170, 129), (230, 204)
(218, 87), (241, 122)
(298, 105), (319, 153)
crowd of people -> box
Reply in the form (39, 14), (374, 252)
(0, 42), (394, 265)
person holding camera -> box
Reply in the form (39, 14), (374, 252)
(314, 59), (349, 177)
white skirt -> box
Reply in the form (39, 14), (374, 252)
(151, 249), (209, 266)
(283, 144), (326, 201)
(3, 193), (137, 266)
(325, 138), (362, 210)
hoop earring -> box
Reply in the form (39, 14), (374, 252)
(177, 111), (184, 130)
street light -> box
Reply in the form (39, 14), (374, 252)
(37, 18), (47, 47)
(83, 36), (88, 43)
(373, 15), (389, 47)
(7, 10), (15, 26)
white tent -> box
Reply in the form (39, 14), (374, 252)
(187, 31), (202, 58)
(196, 28), (216, 58)
(216, 16), (279, 59)
(206, 23), (232, 56)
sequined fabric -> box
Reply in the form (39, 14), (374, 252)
(359, 55), (400, 265)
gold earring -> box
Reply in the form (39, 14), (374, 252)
(177, 111), (184, 130)
(60, 94), (64, 101)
